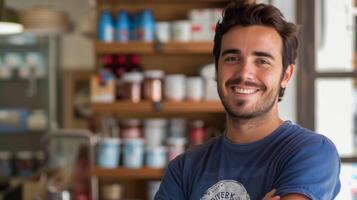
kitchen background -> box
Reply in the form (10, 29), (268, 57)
(0, 0), (355, 199)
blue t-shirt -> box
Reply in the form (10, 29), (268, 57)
(155, 121), (341, 200)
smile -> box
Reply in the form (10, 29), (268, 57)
(232, 87), (259, 94)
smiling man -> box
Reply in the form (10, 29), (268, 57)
(155, 1), (341, 200)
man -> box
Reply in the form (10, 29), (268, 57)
(155, 1), (341, 200)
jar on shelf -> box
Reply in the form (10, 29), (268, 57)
(145, 146), (167, 168)
(96, 137), (121, 168)
(186, 76), (204, 101)
(101, 183), (122, 200)
(0, 151), (12, 178)
(164, 74), (186, 102)
(121, 72), (143, 103)
(169, 118), (186, 138)
(123, 138), (145, 168)
(188, 120), (206, 148)
(142, 70), (164, 102)
(144, 118), (167, 147)
(166, 137), (187, 161)
(121, 119), (142, 139)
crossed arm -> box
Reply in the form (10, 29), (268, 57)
(263, 189), (309, 200)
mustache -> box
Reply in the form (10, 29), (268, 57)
(225, 77), (265, 89)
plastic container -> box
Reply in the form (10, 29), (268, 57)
(143, 70), (164, 102)
(98, 10), (115, 42)
(164, 74), (186, 101)
(121, 72), (143, 103)
(144, 118), (167, 147)
(186, 76), (204, 101)
(123, 138), (145, 168)
(96, 138), (121, 168)
(145, 146), (167, 168)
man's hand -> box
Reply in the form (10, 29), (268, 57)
(263, 189), (280, 200)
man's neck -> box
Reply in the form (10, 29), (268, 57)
(226, 110), (283, 144)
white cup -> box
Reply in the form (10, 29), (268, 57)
(156, 22), (171, 42)
(144, 119), (167, 147)
(145, 146), (167, 168)
(186, 76), (204, 101)
(164, 74), (186, 101)
(123, 138), (145, 168)
(172, 20), (191, 42)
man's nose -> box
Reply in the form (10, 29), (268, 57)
(235, 60), (255, 80)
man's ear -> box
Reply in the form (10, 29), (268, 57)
(281, 64), (294, 88)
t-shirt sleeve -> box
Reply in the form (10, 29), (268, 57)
(154, 155), (186, 200)
(274, 137), (341, 200)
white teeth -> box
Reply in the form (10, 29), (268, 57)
(234, 87), (256, 94)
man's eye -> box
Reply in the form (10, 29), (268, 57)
(257, 59), (270, 66)
(224, 56), (239, 63)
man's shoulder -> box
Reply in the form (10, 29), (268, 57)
(281, 122), (338, 157)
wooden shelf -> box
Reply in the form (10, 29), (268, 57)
(90, 167), (164, 180)
(95, 41), (213, 55)
(91, 101), (224, 114)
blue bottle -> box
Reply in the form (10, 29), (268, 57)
(129, 14), (136, 40)
(98, 10), (115, 42)
(133, 12), (142, 41)
(115, 10), (130, 42)
(138, 9), (155, 42)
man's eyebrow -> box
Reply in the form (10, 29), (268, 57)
(221, 49), (241, 56)
(253, 51), (275, 60)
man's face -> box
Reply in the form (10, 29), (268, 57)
(217, 25), (291, 119)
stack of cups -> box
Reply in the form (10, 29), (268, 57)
(121, 119), (145, 168)
(123, 137), (145, 168)
(97, 137), (121, 168)
(144, 119), (167, 168)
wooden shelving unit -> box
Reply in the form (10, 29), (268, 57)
(95, 41), (214, 55)
(91, 101), (224, 114)
(91, 0), (232, 199)
(91, 167), (164, 180)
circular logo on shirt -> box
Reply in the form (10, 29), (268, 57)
(200, 180), (250, 200)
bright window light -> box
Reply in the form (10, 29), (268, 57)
(0, 22), (24, 34)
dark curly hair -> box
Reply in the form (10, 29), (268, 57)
(213, 0), (299, 101)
